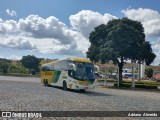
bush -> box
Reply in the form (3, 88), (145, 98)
(123, 80), (160, 85)
(114, 83), (131, 88)
(2, 68), (8, 74)
(31, 69), (36, 75)
(0, 62), (9, 74)
(114, 83), (158, 89)
(145, 68), (153, 78)
(135, 84), (157, 89)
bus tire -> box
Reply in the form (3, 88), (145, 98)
(80, 89), (85, 92)
(43, 79), (46, 86)
(45, 80), (49, 87)
(63, 81), (68, 91)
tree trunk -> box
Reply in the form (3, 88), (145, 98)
(118, 63), (123, 86)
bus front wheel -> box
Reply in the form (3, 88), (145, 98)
(80, 89), (85, 92)
(63, 81), (68, 91)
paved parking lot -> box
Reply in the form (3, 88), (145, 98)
(0, 76), (159, 120)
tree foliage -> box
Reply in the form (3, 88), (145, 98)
(87, 18), (156, 85)
(1, 62), (9, 73)
(0, 59), (11, 74)
(0, 58), (29, 74)
(145, 68), (153, 78)
(8, 62), (29, 74)
(108, 67), (116, 75)
(20, 55), (41, 74)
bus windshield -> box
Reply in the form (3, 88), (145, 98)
(73, 62), (95, 81)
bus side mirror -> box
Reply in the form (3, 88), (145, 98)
(68, 63), (76, 71)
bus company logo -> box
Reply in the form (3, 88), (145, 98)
(45, 72), (52, 75)
(2, 112), (11, 117)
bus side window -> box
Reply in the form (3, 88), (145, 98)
(51, 64), (54, 70)
(61, 60), (67, 71)
(42, 66), (47, 71)
(42, 66), (51, 71)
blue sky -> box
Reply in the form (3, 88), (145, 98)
(1, 0), (159, 22)
(0, 0), (160, 65)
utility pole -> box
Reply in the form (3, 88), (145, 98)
(132, 64), (135, 88)
(117, 67), (119, 87)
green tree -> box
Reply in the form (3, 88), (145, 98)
(31, 69), (36, 75)
(108, 67), (115, 75)
(0, 58), (11, 74)
(87, 18), (156, 86)
(20, 55), (41, 74)
(145, 68), (153, 78)
(0, 62), (9, 74)
(8, 62), (29, 74)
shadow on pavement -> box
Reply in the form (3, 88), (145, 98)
(48, 86), (113, 96)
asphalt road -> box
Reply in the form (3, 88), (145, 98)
(0, 75), (159, 120)
(0, 75), (40, 83)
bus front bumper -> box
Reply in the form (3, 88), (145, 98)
(68, 83), (95, 90)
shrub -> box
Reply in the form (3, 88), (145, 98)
(31, 69), (36, 75)
(114, 83), (131, 87)
(145, 68), (153, 78)
(2, 68), (8, 74)
(114, 83), (158, 89)
(135, 84), (157, 89)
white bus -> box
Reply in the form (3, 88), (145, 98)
(41, 57), (99, 91)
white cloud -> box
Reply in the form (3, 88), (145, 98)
(0, 20), (18, 34)
(18, 15), (76, 44)
(56, 42), (84, 57)
(0, 14), (81, 56)
(9, 55), (22, 60)
(69, 10), (117, 38)
(153, 50), (160, 65)
(122, 8), (160, 37)
(0, 55), (5, 59)
(1, 12), (112, 57)
(0, 18), (3, 23)
(152, 38), (160, 65)
(6, 9), (17, 17)
(0, 36), (36, 50)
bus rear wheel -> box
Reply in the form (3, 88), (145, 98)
(63, 81), (68, 91)
(44, 79), (48, 87)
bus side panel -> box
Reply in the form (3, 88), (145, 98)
(41, 71), (54, 85)
(52, 71), (61, 83)
(51, 71), (68, 87)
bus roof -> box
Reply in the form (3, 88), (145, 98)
(42, 60), (59, 66)
(66, 57), (92, 63)
(42, 57), (92, 66)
